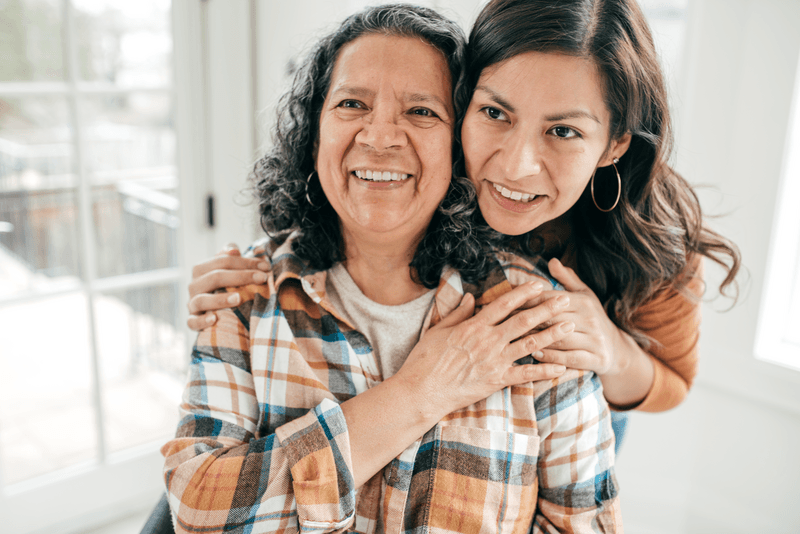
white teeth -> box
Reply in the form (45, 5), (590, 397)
(354, 170), (411, 182)
(493, 183), (536, 202)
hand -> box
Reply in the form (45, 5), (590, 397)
(187, 244), (271, 331)
(531, 258), (625, 377)
(394, 281), (574, 418)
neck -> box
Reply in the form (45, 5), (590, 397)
(341, 227), (429, 305)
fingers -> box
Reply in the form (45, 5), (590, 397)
(498, 294), (570, 342)
(189, 268), (268, 298)
(187, 312), (217, 332)
(191, 254), (268, 279)
(187, 291), (242, 315)
(474, 281), (545, 326)
(503, 362), (566, 386)
(548, 258), (591, 292)
(535, 348), (595, 372)
(505, 320), (575, 361)
(219, 243), (241, 257)
(434, 293), (475, 329)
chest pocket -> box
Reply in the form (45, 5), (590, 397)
(424, 424), (539, 534)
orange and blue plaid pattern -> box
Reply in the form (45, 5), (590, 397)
(161, 235), (621, 533)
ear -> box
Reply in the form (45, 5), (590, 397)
(598, 132), (632, 166)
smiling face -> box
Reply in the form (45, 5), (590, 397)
(461, 51), (631, 236)
(316, 33), (454, 248)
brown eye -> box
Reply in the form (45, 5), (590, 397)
(551, 126), (578, 139)
(339, 100), (364, 109)
(482, 106), (507, 121)
(411, 107), (438, 118)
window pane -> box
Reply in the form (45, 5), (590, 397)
(0, 0), (65, 82)
(0, 292), (98, 484)
(96, 283), (186, 454)
(80, 92), (178, 277)
(72, 0), (172, 87)
(0, 96), (80, 299)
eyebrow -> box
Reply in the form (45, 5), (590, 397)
(545, 110), (602, 124)
(474, 84), (602, 124)
(474, 85), (516, 114)
(330, 86), (450, 111)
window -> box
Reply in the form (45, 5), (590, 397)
(0, 0), (200, 529)
(755, 50), (800, 372)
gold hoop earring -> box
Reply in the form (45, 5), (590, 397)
(305, 171), (319, 208)
(591, 158), (621, 212)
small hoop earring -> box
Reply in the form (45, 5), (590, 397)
(591, 157), (621, 212)
(305, 171), (319, 208)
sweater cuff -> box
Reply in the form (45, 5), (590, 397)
(631, 355), (687, 413)
(276, 399), (355, 531)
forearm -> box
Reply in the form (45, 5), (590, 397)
(341, 373), (445, 488)
(599, 329), (654, 408)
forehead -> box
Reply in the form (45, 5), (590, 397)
(479, 51), (609, 120)
(328, 33), (452, 102)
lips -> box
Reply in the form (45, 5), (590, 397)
(354, 170), (412, 182)
(492, 182), (537, 202)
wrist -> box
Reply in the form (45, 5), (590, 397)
(384, 372), (446, 429)
(599, 328), (655, 408)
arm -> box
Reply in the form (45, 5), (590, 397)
(532, 370), (620, 533)
(533, 257), (702, 411)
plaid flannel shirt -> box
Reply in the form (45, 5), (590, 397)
(162, 234), (621, 534)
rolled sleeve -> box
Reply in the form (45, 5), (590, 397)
(532, 371), (621, 533)
(162, 295), (356, 534)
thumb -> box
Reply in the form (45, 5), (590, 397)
(548, 258), (590, 292)
(436, 292), (475, 329)
(222, 243), (242, 257)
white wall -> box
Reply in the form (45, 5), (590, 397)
(617, 1), (800, 532)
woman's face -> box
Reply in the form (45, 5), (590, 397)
(316, 33), (454, 246)
(461, 51), (630, 236)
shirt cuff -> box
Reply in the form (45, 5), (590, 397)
(276, 398), (356, 532)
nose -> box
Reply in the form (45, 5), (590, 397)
(355, 105), (408, 151)
(502, 130), (542, 181)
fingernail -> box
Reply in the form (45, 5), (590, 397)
(257, 262), (269, 271)
(530, 281), (544, 292)
(532, 351), (544, 359)
(224, 242), (239, 251)
(559, 321), (575, 333)
(253, 272), (268, 283)
(227, 293), (241, 305)
(206, 314), (216, 324)
(553, 364), (566, 373)
(555, 295), (569, 307)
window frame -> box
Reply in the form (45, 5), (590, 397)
(754, 50), (800, 374)
(0, 0), (243, 530)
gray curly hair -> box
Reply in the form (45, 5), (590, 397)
(250, 3), (501, 286)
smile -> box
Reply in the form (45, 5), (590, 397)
(492, 183), (537, 202)
(354, 170), (412, 182)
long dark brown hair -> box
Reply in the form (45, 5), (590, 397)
(458, 0), (741, 344)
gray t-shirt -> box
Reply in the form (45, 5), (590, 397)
(326, 262), (435, 379)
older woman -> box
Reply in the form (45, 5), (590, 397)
(162, 5), (619, 534)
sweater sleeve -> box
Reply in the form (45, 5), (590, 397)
(628, 257), (705, 413)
